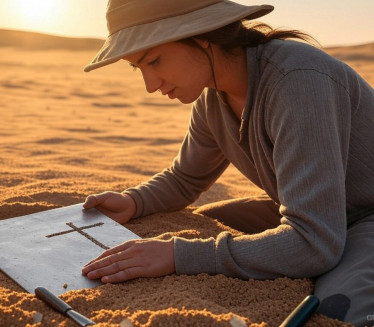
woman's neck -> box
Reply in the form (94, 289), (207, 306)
(213, 46), (248, 120)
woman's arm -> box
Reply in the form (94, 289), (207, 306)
(124, 101), (229, 218)
(174, 69), (352, 279)
(85, 98), (229, 220)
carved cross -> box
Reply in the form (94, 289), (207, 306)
(45, 222), (109, 250)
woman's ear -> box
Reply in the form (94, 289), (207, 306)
(193, 38), (210, 49)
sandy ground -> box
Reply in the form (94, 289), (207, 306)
(1, 31), (372, 326)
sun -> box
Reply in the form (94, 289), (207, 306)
(10, 0), (64, 31)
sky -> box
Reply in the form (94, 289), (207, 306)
(0, 0), (373, 47)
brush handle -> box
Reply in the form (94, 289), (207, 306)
(35, 286), (71, 314)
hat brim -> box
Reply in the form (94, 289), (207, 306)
(84, 2), (274, 72)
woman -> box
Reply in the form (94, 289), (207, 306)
(82, 0), (374, 325)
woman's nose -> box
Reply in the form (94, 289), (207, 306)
(141, 70), (162, 94)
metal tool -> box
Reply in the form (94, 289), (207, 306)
(280, 295), (320, 327)
(35, 287), (95, 326)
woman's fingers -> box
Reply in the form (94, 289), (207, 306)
(82, 192), (136, 224)
(86, 255), (138, 281)
(82, 239), (175, 283)
(83, 247), (139, 281)
(83, 194), (98, 209)
(101, 267), (144, 283)
(83, 192), (112, 209)
(82, 241), (132, 268)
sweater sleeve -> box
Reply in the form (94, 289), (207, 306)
(124, 98), (229, 218)
(174, 70), (351, 279)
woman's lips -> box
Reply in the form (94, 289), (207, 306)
(165, 88), (176, 99)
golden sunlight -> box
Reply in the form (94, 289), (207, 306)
(10, 0), (64, 30)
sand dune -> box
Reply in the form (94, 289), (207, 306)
(324, 42), (374, 83)
(0, 29), (104, 50)
(326, 42), (374, 61)
(1, 30), (370, 326)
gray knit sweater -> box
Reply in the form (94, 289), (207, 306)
(125, 39), (374, 279)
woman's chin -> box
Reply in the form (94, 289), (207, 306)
(175, 92), (202, 104)
(177, 98), (195, 104)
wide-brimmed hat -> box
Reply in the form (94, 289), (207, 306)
(84, 0), (274, 72)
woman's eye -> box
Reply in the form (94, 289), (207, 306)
(148, 57), (160, 66)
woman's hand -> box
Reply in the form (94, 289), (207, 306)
(83, 191), (136, 224)
(81, 238), (175, 283)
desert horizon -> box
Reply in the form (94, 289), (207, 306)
(2, 27), (374, 51)
(1, 28), (372, 326)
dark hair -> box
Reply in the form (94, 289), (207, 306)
(184, 20), (318, 55)
(179, 20), (317, 89)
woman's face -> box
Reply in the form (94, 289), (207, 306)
(124, 41), (213, 104)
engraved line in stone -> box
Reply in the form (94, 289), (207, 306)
(45, 222), (104, 238)
(66, 222), (109, 250)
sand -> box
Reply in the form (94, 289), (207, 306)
(1, 30), (372, 326)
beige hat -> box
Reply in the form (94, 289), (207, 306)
(84, 0), (274, 72)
